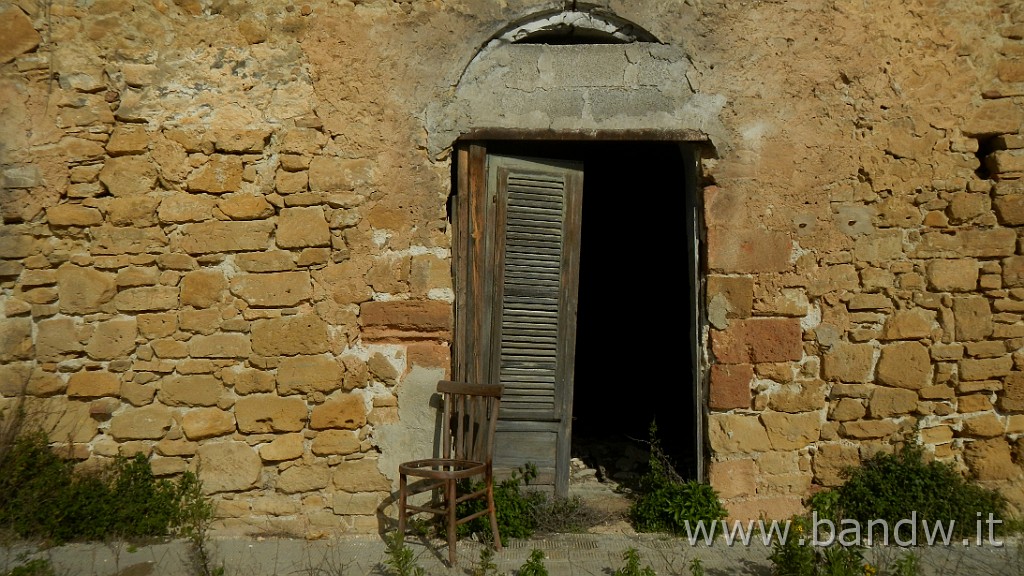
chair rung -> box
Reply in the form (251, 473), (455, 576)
(453, 489), (487, 505)
(405, 503), (445, 515)
(455, 508), (491, 526)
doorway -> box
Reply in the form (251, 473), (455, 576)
(452, 139), (704, 496)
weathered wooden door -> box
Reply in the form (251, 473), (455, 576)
(453, 143), (583, 495)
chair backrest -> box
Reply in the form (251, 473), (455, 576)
(438, 380), (503, 463)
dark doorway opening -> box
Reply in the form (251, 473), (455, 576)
(483, 140), (701, 485)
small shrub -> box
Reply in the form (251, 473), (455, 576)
(459, 464), (545, 544)
(4, 559), (55, 576)
(767, 515), (869, 576)
(612, 547), (655, 576)
(472, 545), (498, 576)
(834, 442), (1006, 539)
(516, 549), (548, 576)
(383, 531), (425, 576)
(629, 422), (727, 534)
(689, 557), (705, 576)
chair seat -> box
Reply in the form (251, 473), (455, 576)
(399, 458), (489, 480)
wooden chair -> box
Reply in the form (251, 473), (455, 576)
(397, 380), (503, 566)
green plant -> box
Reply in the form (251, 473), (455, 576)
(459, 464), (545, 544)
(887, 552), (920, 576)
(689, 557), (705, 576)
(629, 422), (727, 534)
(834, 442), (1006, 539)
(383, 531), (425, 576)
(767, 515), (872, 576)
(4, 559), (55, 576)
(516, 549), (547, 576)
(612, 547), (655, 576)
(472, 545), (498, 576)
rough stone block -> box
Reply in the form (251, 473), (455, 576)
(109, 404), (174, 440)
(769, 380), (826, 413)
(182, 408), (236, 440)
(953, 296), (993, 341)
(830, 398), (866, 421)
(310, 394), (366, 430)
(218, 194), (274, 220)
(158, 194), (219, 223)
(277, 207), (331, 248)
(315, 261), (372, 305)
(259, 433), (304, 462)
(927, 259), (979, 292)
(1001, 372), (1024, 412)
(278, 462), (330, 493)
(175, 221), (274, 254)
(212, 129), (269, 153)
(252, 315), (330, 356)
(230, 271), (312, 307)
(707, 227), (792, 273)
(277, 355), (345, 395)
(961, 414), (1005, 438)
(875, 341), (931, 389)
(223, 368), (276, 395)
(0, 5), (41, 64)
(724, 496), (804, 522)
(881, 308), (935, 340)
(99, 156), (157, 196)
(195, 442), (261, 493)
(960, 356), (1013, 381)
(67, 371), (120, 398)
(964, 99), (1024, 136)
(86, 318), (138, 360)
(708, 364), (752, 410)
(708, 413), (772, 454)
(761, 411), (821, 450)
(332, 492), (383, 515)
(812, 444), (860, 486)
(839, 419), (900, 439)
(57, 263), (116, 314)
(181, 269), (228, 308)
(333, 459), (391, 493)
(311, 430), (361, 456)
(963, 439), (1020, 481)
(309, 157), (374, 192)
(186, 154), (243, 194)
(823, 342), (875, 383)
(360, 300), (452, 340)
(709, 459), (757, 499)
(188, 334), (252, 358)
(869, 387), (918, 418)
(158, 375), (223, 407)
(47, 204), (103, 227)
(235, 394), (308, 433)
(711, 318), (803, 364)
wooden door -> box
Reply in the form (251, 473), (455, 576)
(453, 144), (583, 496)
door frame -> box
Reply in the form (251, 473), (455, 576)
(451, 134), (709, 492)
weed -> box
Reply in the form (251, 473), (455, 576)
(3, 559), (54, 576)
(887, 552), (920, 576)
(833, 441), (1006, 539)
(689, 557), (705, 576)
(612, 547), (655, 576)
(472, 545), (498, 576)
(383, 531), (425, 576)
(629, 422), (727, 534)
(459, 464), (545, 544)
(516, 549), (547, 576)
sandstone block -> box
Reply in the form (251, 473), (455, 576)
(769, 380), (826, 413)
(994, 195), (1024, 226)
(963, 439), (1020, 481)
(158, 375), (223, 407)
(869, 387), (918, 418)
(310, 394), (366, 430)
(278, 462), (330, 493)
(230, 271), (312, 307)
(0, 317), (32, 362)
(958, 394), (993, 413)
(99, 156), (157, 196)
(182, 408), (236, 440)
(223, 368), (276, 395)
(315, 261), (372, 305)
(876, 341), (931, 389)
(109, 404), (173, 440)
(276, 170), (308, 194)
(180, 269), (228, 308)
(218, 194), (274, 220)
(277, 207), (331, 248)
(195, 441), (261, 493)
(259, 434), (304, 462)
(965, 99), (1024, 136)
(252, 496), (300, 516)
(761, 411), (821, 450)
(158, 194), (218, 223)
(236, 251), (296, 272)
(988, 150), (1024, 174)
(114, 286), (179, 312)
(960, 356), (1013, 381)
(961, 414), (1005, 438)
(332, 493), (383, 515)
(1001, 372), (1024, 412)
(707, 227), (792, 273)
(35, 317), (83, 361)
(188, 334), (252, 358)
(156, 438), (198, 457)
(106, 125), (150, 155)
(830, 398), (866, 421)
(710, 318), (803, 364)
(881, 308), (934, 340)
(0, 5), (41, 64)
(812, 444), (860, 486)
(1003, 256), (1024, 288)
(308, 157), (374, 192)
(724, 497), (804, 523)
(212, 129), (269, 153)
(708, 459), (757, 499)
(175, 221), (274, 254)
(235, 394), (308, 433)
(186, 154), (243, 194)
(822, 342), (875, 383)
(86, 318), (138, 360)
(927, 259), (979, 292)
(333, 459), (391, 493)
(277, 355), (344, 395)
(281, 128), (326, 155)
(67, 371), (120, 398)
(311, 430), (361, 456)
(47, 204), (103, 227)
(708, 364), (752, 410)
(708, 413), (772, 454)
(252, 315), (330, 356)
(117, 266), (160, 287)
(839, 419), (899, 439)
(57, 263), (116, 313)
(954, 296), (993, 341)
(138, 313), (178, 338)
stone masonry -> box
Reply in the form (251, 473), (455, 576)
(2, 0), (1024, 533)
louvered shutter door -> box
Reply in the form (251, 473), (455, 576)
(488, 156), (583, 424)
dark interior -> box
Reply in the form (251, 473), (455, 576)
(487, 140), (700, 483)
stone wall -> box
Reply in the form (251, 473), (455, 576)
(1, 0), (1024, 532)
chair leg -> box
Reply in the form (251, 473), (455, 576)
(487, 472), (501, 551)
(446, 479), (458, 566)
(398, 472), (407, 540)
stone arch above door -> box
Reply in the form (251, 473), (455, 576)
(426, 7), (727, 154)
